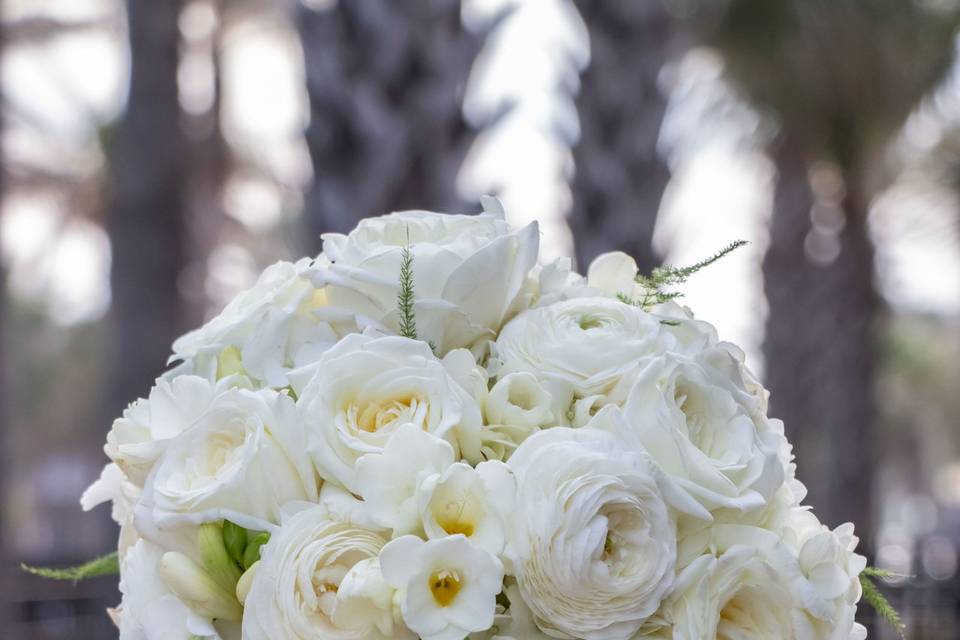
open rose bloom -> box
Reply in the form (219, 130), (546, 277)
(82, 200), (868, 640)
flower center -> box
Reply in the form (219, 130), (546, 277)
(351, 394), (426, 433)
(429, 569), (463, 607)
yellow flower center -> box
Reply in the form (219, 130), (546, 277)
(351, 394), (425, 433)
(429, 569), (462, 607)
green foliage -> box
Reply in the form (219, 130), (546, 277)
(22, 551), (119, 583)
(621, 240), (748, 310)
(860, 567), (906, 638)
(397, 237), (418, 340)
(243, 532), (271, 570)
(222, 520), (248, 567)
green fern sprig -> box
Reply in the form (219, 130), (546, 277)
(397, 233), (418, 340)
(623, 240), (749, 310)
(860, 567), (906, 638)
(22, 551), (119, 584)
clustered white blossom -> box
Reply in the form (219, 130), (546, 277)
(84, 200), (867, 639)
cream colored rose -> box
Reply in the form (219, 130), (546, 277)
(311, 199), (539, 354)
(505, 419), (677, 640)
(171, 258), (355, 388)
(297, 334), (484, 494)
(136, 388), (318, 534)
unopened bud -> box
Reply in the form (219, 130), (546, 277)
(243, 532), (270, 570)
(159, 552), (242, 621)
(236, 560), (259, 606)
(199, 522), (243, 593)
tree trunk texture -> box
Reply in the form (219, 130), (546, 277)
(295, 0), (478, 254)
(570, 0), (682, 274)
(107, 0), (186, 414)
(763, 132), (877, 540)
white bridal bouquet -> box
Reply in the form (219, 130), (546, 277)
(37, 198), (896, 639)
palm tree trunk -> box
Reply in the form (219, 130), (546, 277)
(107, 0), (186, 414)
(294, 0), (478, 253)
(763, 132), (876, 539)
(570, 0), (683, 273)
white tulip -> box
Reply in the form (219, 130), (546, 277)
(310, 199), (539, 355)
(297, 334), (483, 493)
(381, 535), (504, 640)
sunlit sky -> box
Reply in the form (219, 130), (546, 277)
(2, 0), (959, 373)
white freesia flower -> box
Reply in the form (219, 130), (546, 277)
(381, 534), (504, 640)
(242, 504), (399, 640)
(117, 539), (221, 640)
(310, 199), (538, 354)
(103, 375), (232, 487)
(137, 388), (318, 534)
(784, 510), (868, 640)
(484, 373), (554, 428)
(491, 297), (668, 412)
(619, 348), (785, 514)
(505, 419), (678, 640)
(170, 258), (359, 388)
(418, 461), (515, 556)
(355, 424), (457, 536)
(297, 334), (483, 493)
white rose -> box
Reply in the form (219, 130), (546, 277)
(491, 297), (668, 409)
(297, 334), (484, 493)
(103, 375), (231, 486)
(619, 348), (785, 514)
(242, 505), (400, 640)
(505, 417), (678, 640)
(170, 259), (358, 388)
(311, 198), (539, 354)
(137, 388), (318, 535)
(117, 539), (222, 640)
(784, 510), (867, 640)
(381, 534), (505, 640)
(669, 529), (798, 639)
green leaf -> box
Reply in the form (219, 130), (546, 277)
(626, 240), (749, 310)
(243, 532), (270, 570)
(22, 551), (119, 583)
(397, 234), (418, 340)
(222, 520), (248, 567)
(859, 569), (905, 638)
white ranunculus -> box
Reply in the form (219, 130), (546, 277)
(418, 461), (515, 556)
(103, 375), (232, 487)
(335, 558), (413, 639)
(505, 420), (678, 640)
(309, 199), (539, 355)
(242, 505), (399, 640)
(117, 539), (222, 640)
(491, 297), (668, 411)
(297, 334), (484, 493)
(137, 388), (318, 534)
(355, 424), (457, 536)
(381, 534), (504, 640)
(619, 348), (786, 514)
(669, 532), (798, 639)
(484, 373), (554, 428)
(170, 258), (360, 388)
(783, 510), (867, 640)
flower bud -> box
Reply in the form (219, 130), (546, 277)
(236, 560), (259, 606)
(243, 532), (270, 570)
(159, 551), (242, 621)
(222, 520), (248, 567)
(199, 522), (243, 593)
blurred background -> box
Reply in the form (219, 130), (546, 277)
(1, 0), (959, 637)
